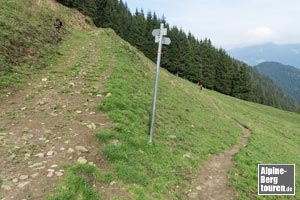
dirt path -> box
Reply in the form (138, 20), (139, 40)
(188, 102), (252, 200)
(0, 31), (115, 199)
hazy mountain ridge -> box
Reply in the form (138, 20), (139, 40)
(255, 61), (300, 102)
(229, 43), (300, 68)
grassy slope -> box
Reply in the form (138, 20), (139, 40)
(211, 92), (300, 199)
(97, 39), (244, 199)
(0, 0), (92, 93)
(2, 1), (300, 199)
(95, 29), (300, 199)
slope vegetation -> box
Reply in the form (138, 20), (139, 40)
(0, 0), (91, 92)
(96, 28), (300, 199)
(57, 0), (298, 113)
(1, 1), (300, 200)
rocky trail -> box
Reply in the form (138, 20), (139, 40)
(188, 102), (252, 200)
(0, 32), (115, 199)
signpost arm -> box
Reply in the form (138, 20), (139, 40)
(149, 23), (164, 143)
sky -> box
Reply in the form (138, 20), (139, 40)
(124, 0), (300, 49)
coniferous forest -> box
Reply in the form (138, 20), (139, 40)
(57, 0), (299, 112)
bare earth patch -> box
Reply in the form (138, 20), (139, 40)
(0, 30), (123, 199)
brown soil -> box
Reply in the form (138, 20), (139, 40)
(0, 29), (123, 199)
(188, 102), (252, 200)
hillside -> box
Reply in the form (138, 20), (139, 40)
(56, 0), (298, 113)
(1, 1), (300, 200)
(256, 61), (300, 102)
(229, 43), (300, 68)
(0, 0), (92, 92)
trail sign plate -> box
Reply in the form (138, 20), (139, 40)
(162, 28), (167, 35)
(152, 29), (160, 37)
(152, 28), (168, 37)
(162, 37), (171, 45)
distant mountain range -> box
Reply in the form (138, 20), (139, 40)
(229, 43), (300, 68)
(255, 62), (300, 101)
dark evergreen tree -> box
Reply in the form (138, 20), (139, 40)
(200, 39), (216, 89)
(214, 49), (232, 95)
(56, 0), (299, 112)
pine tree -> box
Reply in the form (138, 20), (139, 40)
(214, 49), (232, 94)
(56, 0), (298, 112)
(200, 39), (216, 89)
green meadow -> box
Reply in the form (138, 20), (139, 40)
(2, 1), (300, 199)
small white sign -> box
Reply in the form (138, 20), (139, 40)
(162, 37), (171, 45)
(163, 28), (167, 35)
(152, 29), (160, 37)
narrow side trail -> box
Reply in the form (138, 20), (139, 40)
(0, 30), (119, 199)
(189, 101), (252, 200)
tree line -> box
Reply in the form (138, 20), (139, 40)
(57, 0), (299, 112)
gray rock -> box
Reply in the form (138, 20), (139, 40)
(169, 135), (177, 139)
(47, 172), (54, 177)
(18, 181), (30, 188)
(77, 157), (87, 164)
(111, 139), (120, 145)
(1, 185), (11, 190)
(37, 100), (46, 105)
(55, 172), (63, 177)
(19, 175), (29, 180)
(110, 181), (116, 186)
(24, 153), (30, 159)
(35, 153), (45, 158)
(35, 166), (45, 170)
(46, 151), (55, 156)
(29, 162), (43, 168)
(67, 148), (75, 154)
(87, 123), (96, 130)
(187, 192), (198, 199)
(183, 154), (191, 158)
(31, 173), (39, 178)
(12, 178), (18, 183)
(75, 146), (89, 153)
(39, 137), (46, 141)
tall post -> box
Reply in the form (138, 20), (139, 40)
(149, 23), (164, 143)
